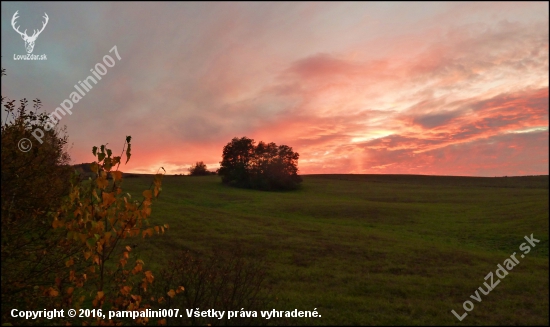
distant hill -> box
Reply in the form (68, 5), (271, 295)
(73, 162), (93, 173)
(71, 163), (140, 179)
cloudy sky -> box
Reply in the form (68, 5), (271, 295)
(2, 2), (548, 176)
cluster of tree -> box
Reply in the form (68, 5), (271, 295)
(218, 136), (302, 190)
(188, 161), (217, 176)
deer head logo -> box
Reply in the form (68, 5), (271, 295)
(11, 11), (49, 54)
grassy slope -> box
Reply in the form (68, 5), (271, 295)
(122, 174), (549, 325)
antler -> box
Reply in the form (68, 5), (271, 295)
(30, 13), (49, 39)
(11, 10), (27, 38)
(11, 11), (49, 40)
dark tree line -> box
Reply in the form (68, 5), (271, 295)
(188, 161), (210, 176)
(218, 136), (302, 190)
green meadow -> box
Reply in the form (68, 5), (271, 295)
(122, 174), (549, 325)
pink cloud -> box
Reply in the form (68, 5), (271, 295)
(17, 2), (543, 177)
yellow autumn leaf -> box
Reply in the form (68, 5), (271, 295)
(142, 228), (154, 238)
(102, 192), (116, 208)
(132, 263), (143, 274)
(79, 233), (87, 243)
(143, 207), (152, 217)
(92, 189), (100, 201)
(154, 174), (163, 187)
(167, 289), (175, 298)
(48, 287), (59, 297)
(103, 157), (112, 171)
(96, 221), (105, 232)
(144, 271), (154, 283)
(130, 294), (142, 305)
(96, 176), (109, 189)
(90, 162), (99, 173)
(120, 285), (131, 295)
(142, 190), (152, 199)
(111, 171), (122, 181)
(119, 258), (127, 267)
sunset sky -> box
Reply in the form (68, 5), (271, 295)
(2, 2), (548, 176)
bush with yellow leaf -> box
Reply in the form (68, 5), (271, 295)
(49, 137), (184, 325)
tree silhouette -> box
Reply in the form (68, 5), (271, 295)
(1, 68), (76, 321)
(188, 161), (210, 176)
(218, 137), (255, 187)
(219, 137), (302, 190)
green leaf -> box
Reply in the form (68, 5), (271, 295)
(87, 238), (96, 249)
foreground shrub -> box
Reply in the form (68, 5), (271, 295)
(2, 67), (180, 325)
(1, 71), (76, 322)
(153, 247), (290, 326)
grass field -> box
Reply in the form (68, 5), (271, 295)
(121, 174), (549, 325)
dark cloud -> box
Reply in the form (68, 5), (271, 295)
(411, 111), (463, 129)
